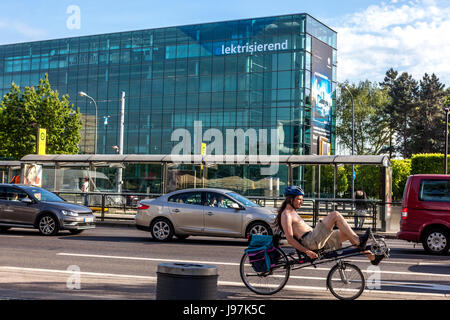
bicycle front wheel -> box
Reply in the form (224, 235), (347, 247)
(326, 262), (365, 300)
(239, 247), (290, 295)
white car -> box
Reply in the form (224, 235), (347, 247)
(135, 188), (277, 241)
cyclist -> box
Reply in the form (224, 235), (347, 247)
(274, 186), (385, 266)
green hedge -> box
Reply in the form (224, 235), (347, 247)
(391, 159), (411, 200)
(352, 154), (447, 200)
(411, 153), (449, 174)
(302, 153), (446, 200)
(355, 165), (380, 198)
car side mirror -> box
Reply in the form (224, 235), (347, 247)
(21, 198), (33, 204)
(231, 203), (244, 210)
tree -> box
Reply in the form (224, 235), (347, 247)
(319, 165), (349, 197)
(380, 70), (420, 158)
(381, 70), (448, 158)
(336, 80), (391, 155)
(409, 73), (446, 154)
(391, 72), (418, 159)
(0, 74), (82, 159)
(379, 68), (399, 158)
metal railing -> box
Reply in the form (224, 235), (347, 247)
(248, 196), (386, 231)
(54, 191), (397, 231)
(54, 191), (162, 221)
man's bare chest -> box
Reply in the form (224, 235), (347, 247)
(291, 214), (312, 231)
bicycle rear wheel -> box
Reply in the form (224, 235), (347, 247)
(239, 247), (290, 295)
(326, 262), (365, 300)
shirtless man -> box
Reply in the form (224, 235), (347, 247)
(275, 186), (384, 265)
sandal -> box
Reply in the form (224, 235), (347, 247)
(371, 254), (385, 266)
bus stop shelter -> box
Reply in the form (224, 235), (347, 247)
(19, 153), (391, 199)
(15, 154), (393, 231)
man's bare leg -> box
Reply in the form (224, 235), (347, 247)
(321, 211), (359, 245)
(322, 211), (375, 261)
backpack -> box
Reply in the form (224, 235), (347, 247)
(245, 234), (281, 273)
(355, 191), (368, 210)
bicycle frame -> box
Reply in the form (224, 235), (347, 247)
(283, 244), (371, 272)
(282, 231), (390, 272)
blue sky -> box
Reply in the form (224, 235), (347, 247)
(1, 0), (449, 86)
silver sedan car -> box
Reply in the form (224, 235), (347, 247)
(135, 188), (277, 241)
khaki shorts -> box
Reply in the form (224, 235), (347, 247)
(300, 221), (342, 251)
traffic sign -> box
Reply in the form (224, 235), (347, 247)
(37, 128), (47, 155)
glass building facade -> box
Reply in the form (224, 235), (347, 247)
(0, 14), (337, 196)
(0, 13), (336, 156)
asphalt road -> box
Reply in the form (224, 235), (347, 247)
(0, 225), (449, 302)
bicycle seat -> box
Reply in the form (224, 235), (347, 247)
(273, 232), (283, 247)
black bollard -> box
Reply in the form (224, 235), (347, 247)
(156, 263), (218, 300)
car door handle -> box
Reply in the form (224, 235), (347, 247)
(207, 212), (214, 216)
(172, 209), (180, 213)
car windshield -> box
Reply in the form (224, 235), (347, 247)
(26, 187), (65, 203)
(226, 192), (259, 207)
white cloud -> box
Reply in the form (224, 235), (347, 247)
(334, 0), (450, 87)
(0, 19), (47, 42)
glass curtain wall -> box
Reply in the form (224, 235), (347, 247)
(0, 14), (337, 196)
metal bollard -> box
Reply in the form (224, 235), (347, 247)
(156, 263), (218, 300)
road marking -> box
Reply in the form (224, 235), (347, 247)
(58, 252), (450, 278)
(269, 275), (450, 292)
(347, 258), (450, 266)
(392, 253), (450, 259)
(301, 266), (450, 278)
(57, 252), (241, 266)
(0, 266), (157, 281)
(376, 280), (450, 292)
(0, 266), (447, 298)
(228, 278), (449, 297)
(0, 235), (24, 238)
(242, 282), (449, 298)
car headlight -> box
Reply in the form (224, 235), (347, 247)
(62, 210), (79, 217)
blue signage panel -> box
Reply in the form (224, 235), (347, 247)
(310, 38), (333, 155)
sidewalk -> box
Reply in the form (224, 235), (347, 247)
(93, 213), (400, 239)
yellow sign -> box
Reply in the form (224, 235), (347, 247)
(201, 143), (207, 156)
(320, 138), (331, 156)
(37, 128), (47, 155)
(201, 143), (207, 170)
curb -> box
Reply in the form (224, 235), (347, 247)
(95, 220), (136, 228)
(374, 233), (398, 240)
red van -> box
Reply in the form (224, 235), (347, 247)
(397, 174), (450, 254)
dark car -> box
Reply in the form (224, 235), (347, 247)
(397, 174), (450, 255)
(0, 184), (95, 236)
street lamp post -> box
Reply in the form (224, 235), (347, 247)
(78, 91), (98, 154)
(341, 85), (355, 201)
(445, 107), (449, 174)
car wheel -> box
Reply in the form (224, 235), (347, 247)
(38, 214), (59, 236)
(246, 222), (273, 238)
(422, 228), (449, 255)
(150, 218), (174, 241)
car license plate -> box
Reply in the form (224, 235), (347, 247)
(84, 217), (94, 223)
